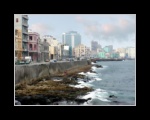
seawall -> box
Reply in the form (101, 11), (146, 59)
(15, 60), (90, 84)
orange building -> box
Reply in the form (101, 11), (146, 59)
(15, 29), (22, 60)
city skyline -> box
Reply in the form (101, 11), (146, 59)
(27, 14), (136, 49)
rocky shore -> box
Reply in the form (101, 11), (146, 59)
(15, 63), (102, 105)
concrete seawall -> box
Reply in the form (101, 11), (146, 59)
(15, 60), (90, 84)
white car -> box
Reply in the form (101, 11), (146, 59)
(50, 59), (57, 63)
(25, 56), (32, 63)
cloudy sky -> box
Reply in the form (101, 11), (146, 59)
(28, 14), (136, 49)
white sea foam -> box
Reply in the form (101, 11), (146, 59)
(69, 84), (85, 88)
(94, 78), (102, 81)
(81, 88), (111, 102)
(91, 66), (97, 71)
(78, 72), (86, 75)
(70, 82), (93, 88)
(91, 62), (96, 64)
(53, 79), (62, 81)
(87, 72), (97, 75)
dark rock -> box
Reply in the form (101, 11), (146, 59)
(35, 103), (40, 105)
(109, 95), (117, 98)
(46, 99), (51, 103)
(22, 96), (31, 100)
(87, 98), (92, 100)
(83, 80), (87, 82)
(75, 98), (92, 104)
(94, 65), (103, 68)
(53, 102), (59, 105)
(112, 101), (119, 104)
(90, 70), (97, 73)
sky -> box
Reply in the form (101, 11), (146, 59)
(27, 14), (136, 49)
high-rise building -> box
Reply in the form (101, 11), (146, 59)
(103, 45), (113, 53)
(62, 31), (81, 57)
(14, 14), (29, 57)
(126, 47), (135, 59)
(91, 40), (98, 51)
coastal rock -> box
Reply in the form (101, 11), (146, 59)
(109, 95), (117, 98)
(94, 65), (103, 68)
(90, 70), (97, 73)
(46, 99), (51, 103)
(113, 101), (119, 103)
(15, 100), (21, 105)
(35, 103), (40, 105)
(52, 102), (59, 105)
(75, 98), (92, 104)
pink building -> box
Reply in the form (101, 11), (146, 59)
(28, 32), (40, 62)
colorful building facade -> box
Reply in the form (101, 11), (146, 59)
(28, 32), (40, 62)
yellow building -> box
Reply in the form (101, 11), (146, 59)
(15, 29), (22, 60)
(74, 44), (90, 58)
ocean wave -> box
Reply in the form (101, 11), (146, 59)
(91, 66), (97, 71)
(81, 88), (111, 103)
(103, 66), (108, 68)
(86, 72), (97, 75)
(78, 72), (86, 75)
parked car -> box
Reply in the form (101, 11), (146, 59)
(68, 58), (74, 61)
(25, 56), (32, 63)
(62, 59), (66, 61)
(50, 59), (57, 63)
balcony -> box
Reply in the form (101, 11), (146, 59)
(22, 22), (28, 27)
(29, 48), (38, 52)
(22, 15), (29, 19)
(23, 48), (28, 51)
(22, 39), (28, 42)
(22, 30), (28, 35)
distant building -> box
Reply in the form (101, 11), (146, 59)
(110, 52), (120, 58)
(103, 45), (113, 53)
(38, 38), (43, 62)
(62, 31), (81, 57)
(126, 47), (135, 59)
(105, 53), (111, 58)
(116, 48), (126, 53)
(73, 44), (90, 58)
(119, 53), (125, 58)
(41, 39), (50, 61)
(42, 35), (59, 59)
(98, 52), (105, 58)
(57, 43), (63, 60)
(91, 40), (98, 51)
(63, 45), (70, 58)
(14, 15), (29, 57)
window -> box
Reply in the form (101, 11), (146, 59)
(34, 44), (36, 50)
(29, 44), (32, 50)
(34, 36), (37, 41)
(15, 30), (18, 36)
(16, 18), (18, 22)
(29, 36), (32, 40)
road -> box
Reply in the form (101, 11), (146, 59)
(15, 61), (75, 66)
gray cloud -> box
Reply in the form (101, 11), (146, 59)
(29, 23), (54, 36)
(75, 15), (136, 43)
